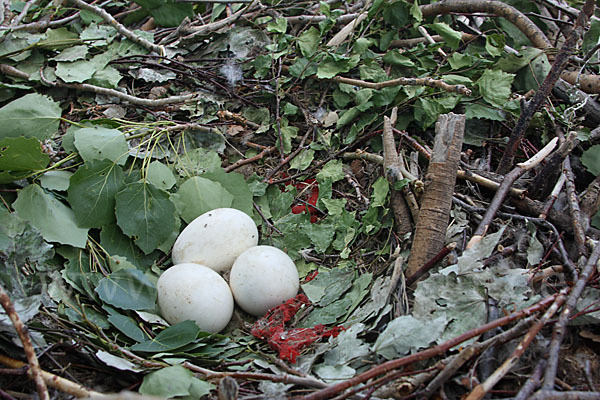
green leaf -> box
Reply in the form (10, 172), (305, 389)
(173, 176), (234, 223)
(317, 55), (353, 79)
(139, 365), (194, 398)
(107, 312), (148, 342)
(115, 182), (177, 254)
(581, 145), (600, 176)
(410, 0), (422, 22)
(95, 268), (157, 310)
(146, 160), (176, 190)
(73, 127), (129, 166)
(13, 184), (88, 248)
(100, 224), (156, 270)
(0, 93), (61, 140)
(0, 137), (49, 171)
(52, 45), (88, 62)
(301, 268), (354, 306)
(133, 0), (194, 27)
(40, 171), (72, 191)
(316, 160), (345, 183)
(173, 148), (221, 177)
(383, 50), (415, 67)
(476, 69), (515, 107)
(465, 103), (506, 121)
(429, 22), (462, 49)
(55, 54), (109, 83)
(373, 315), (447, 359)
(297, 27), (320, 57)
(68, 160), (125, 228)
(266, 17), (287, 33)
(371, 177), (389, 207)
(289, 149), (315, 171)
(485, 33), (505, 57)
(202, 169), (253, 216)
(131, 320), (200, 352)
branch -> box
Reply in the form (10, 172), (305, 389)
(496, 0), (595, 174)
(420, 0), (551, 49)
(302, 292), (560, 400)
(0, 285), (48, 400)
(69, 0), (165, 55)
(542, 242), (600, 391)
(467, 137), (558, 249)
(333, 76), (472, 96)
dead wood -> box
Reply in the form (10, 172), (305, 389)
(553, 78), (600, 127)
(420, 0), (552, 49)
(0, 285), (48, 400)
(561, 71), (600, 94)
(496, 0), (595, 174)
(407, 113), (465, 278)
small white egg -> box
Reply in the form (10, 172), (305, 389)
(229, 246), (299, 316)
(172, 208), (258, 272)
(157, 263), (234, 333)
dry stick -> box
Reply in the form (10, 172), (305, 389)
(562, 156), (589, 257)
(542, 242), (600, 391)
(496, 0), (595, 174)
(529, 391), (600, 400)
(515, 359), (547, 400)
(0, 12), (79, 31)
(390, 33), (476, 48)
(466, 137), (558, 249)
(39, 69), (197, 107)
(340, 152), (526, 198)
(182, 361), (328, 388)
(405, 242), (456, 287)
(333, 76), (472, 96)
(539, 173), (566, 220)
(420, 316), (535, 398)
(420, 0), (551, 50)
(382, 108), (415, 236)
(174, 1), (257, 43)
(465, 287), (570, 400)
(224, 146), (276, 172)
(302, 293), (560, 400)
(326, 11), (368, 47)
(407, 113), (465, 277)
(0, 285), (49, 400)
(69, 0), (164, 55)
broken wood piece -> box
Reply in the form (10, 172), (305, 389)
(383, 108), (416, 236)
(468, 137), (559, 249)
(406, 112), (465, 278)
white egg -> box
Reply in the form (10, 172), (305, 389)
(172, 208), (258, 272)
(157, 263), (234, 333)
(229, 246), (299, 316)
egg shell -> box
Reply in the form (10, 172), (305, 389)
(172, 208), (258, 272)
(229, 246), (299, 316)
(157, 263), (234, 333)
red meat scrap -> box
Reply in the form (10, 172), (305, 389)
(251, 294), (344, 363)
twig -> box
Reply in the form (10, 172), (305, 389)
(465, 287), (570, 400)
(542, 242), (600, 391)
(40, 69), (198, 106)
(496, 0), (595, 174)
(10, 0), (38, 26)
(332, 76), (472, 96)
(69, 0), (165, 55)
(0, 12), (80, 31)
(529, 391), (600, 400)
(224, 146), (276, 172)
(420, 0), (551, 49)
(302, 292), (560, 400)
(562, 156), (589, 257)
(182, 361), (327, 388)
(405, 242), (457, 287)
(420, 316), (535, 398)
(467, 137), (558, 249)
(539, 173), (566, 220)
(515, 359), (547, 400)
(0, 285), (49, 400)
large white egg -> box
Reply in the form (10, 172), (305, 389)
(229, 246), (299, 316)
(172, 208), (258, 272)
(157, 263), (234, 333)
